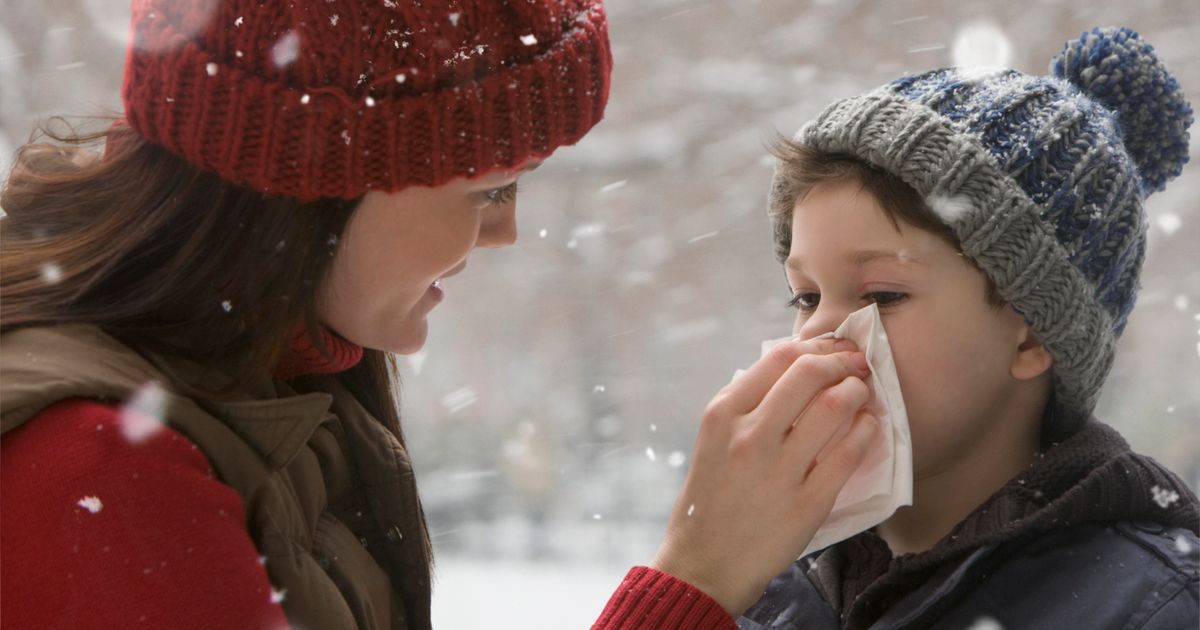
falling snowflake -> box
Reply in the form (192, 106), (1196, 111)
(538, 228), (548, 238)
(1150, 485), (1180, 509)
(927, 194), (974, 223)
(650, 423), (657, 432)
(234, 16), (243, 27)
(952, 22), (1012, 76)
(687, 230), (719, 244)
(329, 14), (339, 26)
(1156, 213), (1182, 236)
(520, 34), (538, 46)
(269, 587), (287, 604)
(449, 12), (460, 26)
(77, 496), (104, 514)
(341, 129), (352, 145)
(119, 381), (168, 444)
(593, 384), (606, 393)
(407, 350), (428, 375)
(40, 262), (63, 284)
(592, 513), (602, 520)
(1176, 535), (1194, 555)
(599, 180), (627, 193)
(666, 451), (686, 468)
(686, 504), (695, 516)
(221, 300), (233, 313)
(964, 616), (1004, 630)
(645, 447), (657, 462)
(365, 96), (376, 107)
(906, 44), (945, 54)
(205, 62), (218, 76)
(300, 94), (310, 105)
(395, 73), (407, 84)
(441, 387), (478, 414)
(271, 30), (300, 68)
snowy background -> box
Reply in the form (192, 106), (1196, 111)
(2, 1), (1198, 627)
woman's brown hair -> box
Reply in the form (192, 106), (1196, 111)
(1, 118), (409, 433)
(1, 118), (433, 571)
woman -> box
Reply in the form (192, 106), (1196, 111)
(0, 1), (878, 628)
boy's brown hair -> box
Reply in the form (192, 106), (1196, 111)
(767, 137), (1005, 308)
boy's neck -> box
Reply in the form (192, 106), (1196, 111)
(875, 399), (1045, 556)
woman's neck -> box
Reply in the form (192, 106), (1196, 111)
(274, 321), (364, 380)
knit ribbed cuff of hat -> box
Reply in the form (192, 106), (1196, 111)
(771, 90), (1116, 433)
(122, 11), (611, 202)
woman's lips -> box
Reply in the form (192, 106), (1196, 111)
(426, 280), (444, 302)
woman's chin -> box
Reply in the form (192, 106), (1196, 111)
(383, 321), (429, 356)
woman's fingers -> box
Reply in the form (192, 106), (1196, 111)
(755, 351), (869, 436)
(780, 375), (871, 474)
(652, 337), (875, 618)
(714, 337), (855, 416)
(797, 411), (879, 515)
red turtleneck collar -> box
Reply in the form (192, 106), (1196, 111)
(274, 321), (364, 380)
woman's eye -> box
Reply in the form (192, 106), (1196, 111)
(483, 182), (519, 206)
(786, 292), (819, 311)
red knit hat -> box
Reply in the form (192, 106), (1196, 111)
(121, 0), (612, 201)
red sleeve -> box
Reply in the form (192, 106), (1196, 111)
(1, 399), (290, 630)
(592, 566), (737, 630)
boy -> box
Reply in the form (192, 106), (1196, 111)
(740, 27), (1199, 629)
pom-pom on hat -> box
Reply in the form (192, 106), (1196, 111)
(121, 0), (612, 201)
(770, 27), (1192, 436)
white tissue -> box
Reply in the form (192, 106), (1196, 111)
(736, 304), (913, 558)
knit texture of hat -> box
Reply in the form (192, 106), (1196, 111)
(769, 27), (1193, 436)
(121, 0), (612, 201)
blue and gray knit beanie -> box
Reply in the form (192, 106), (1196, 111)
(770, 27), (1193, 437)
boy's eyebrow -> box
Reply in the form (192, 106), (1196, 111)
(785, 249), (923, 274)
(851, 249), (923, 266)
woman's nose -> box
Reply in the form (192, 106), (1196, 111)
(476, 206), (517, 249)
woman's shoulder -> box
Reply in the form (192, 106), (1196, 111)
(1, 398), (290, 629)
(1, 324), (167, 434)
(2, 398), (216, 486)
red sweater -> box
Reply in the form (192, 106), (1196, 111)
(1, 328), (733, 629)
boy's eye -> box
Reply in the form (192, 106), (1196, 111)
(482, 182), (519, 206)
(786, 291), (908, 312)
(786, 292), (820, 311)
(866, 291), (908, 307)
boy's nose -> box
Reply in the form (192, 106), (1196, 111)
(794, 304), (851, 340)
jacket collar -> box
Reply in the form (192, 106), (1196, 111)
(197, 390), (335, 469)
(816, 420), (1200, 629)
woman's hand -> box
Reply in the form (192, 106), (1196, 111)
(650, 337), (878, 617)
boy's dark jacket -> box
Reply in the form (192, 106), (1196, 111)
(740, 421), (1200, 629)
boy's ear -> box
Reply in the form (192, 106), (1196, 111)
(1012, 323), (1053, 381)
